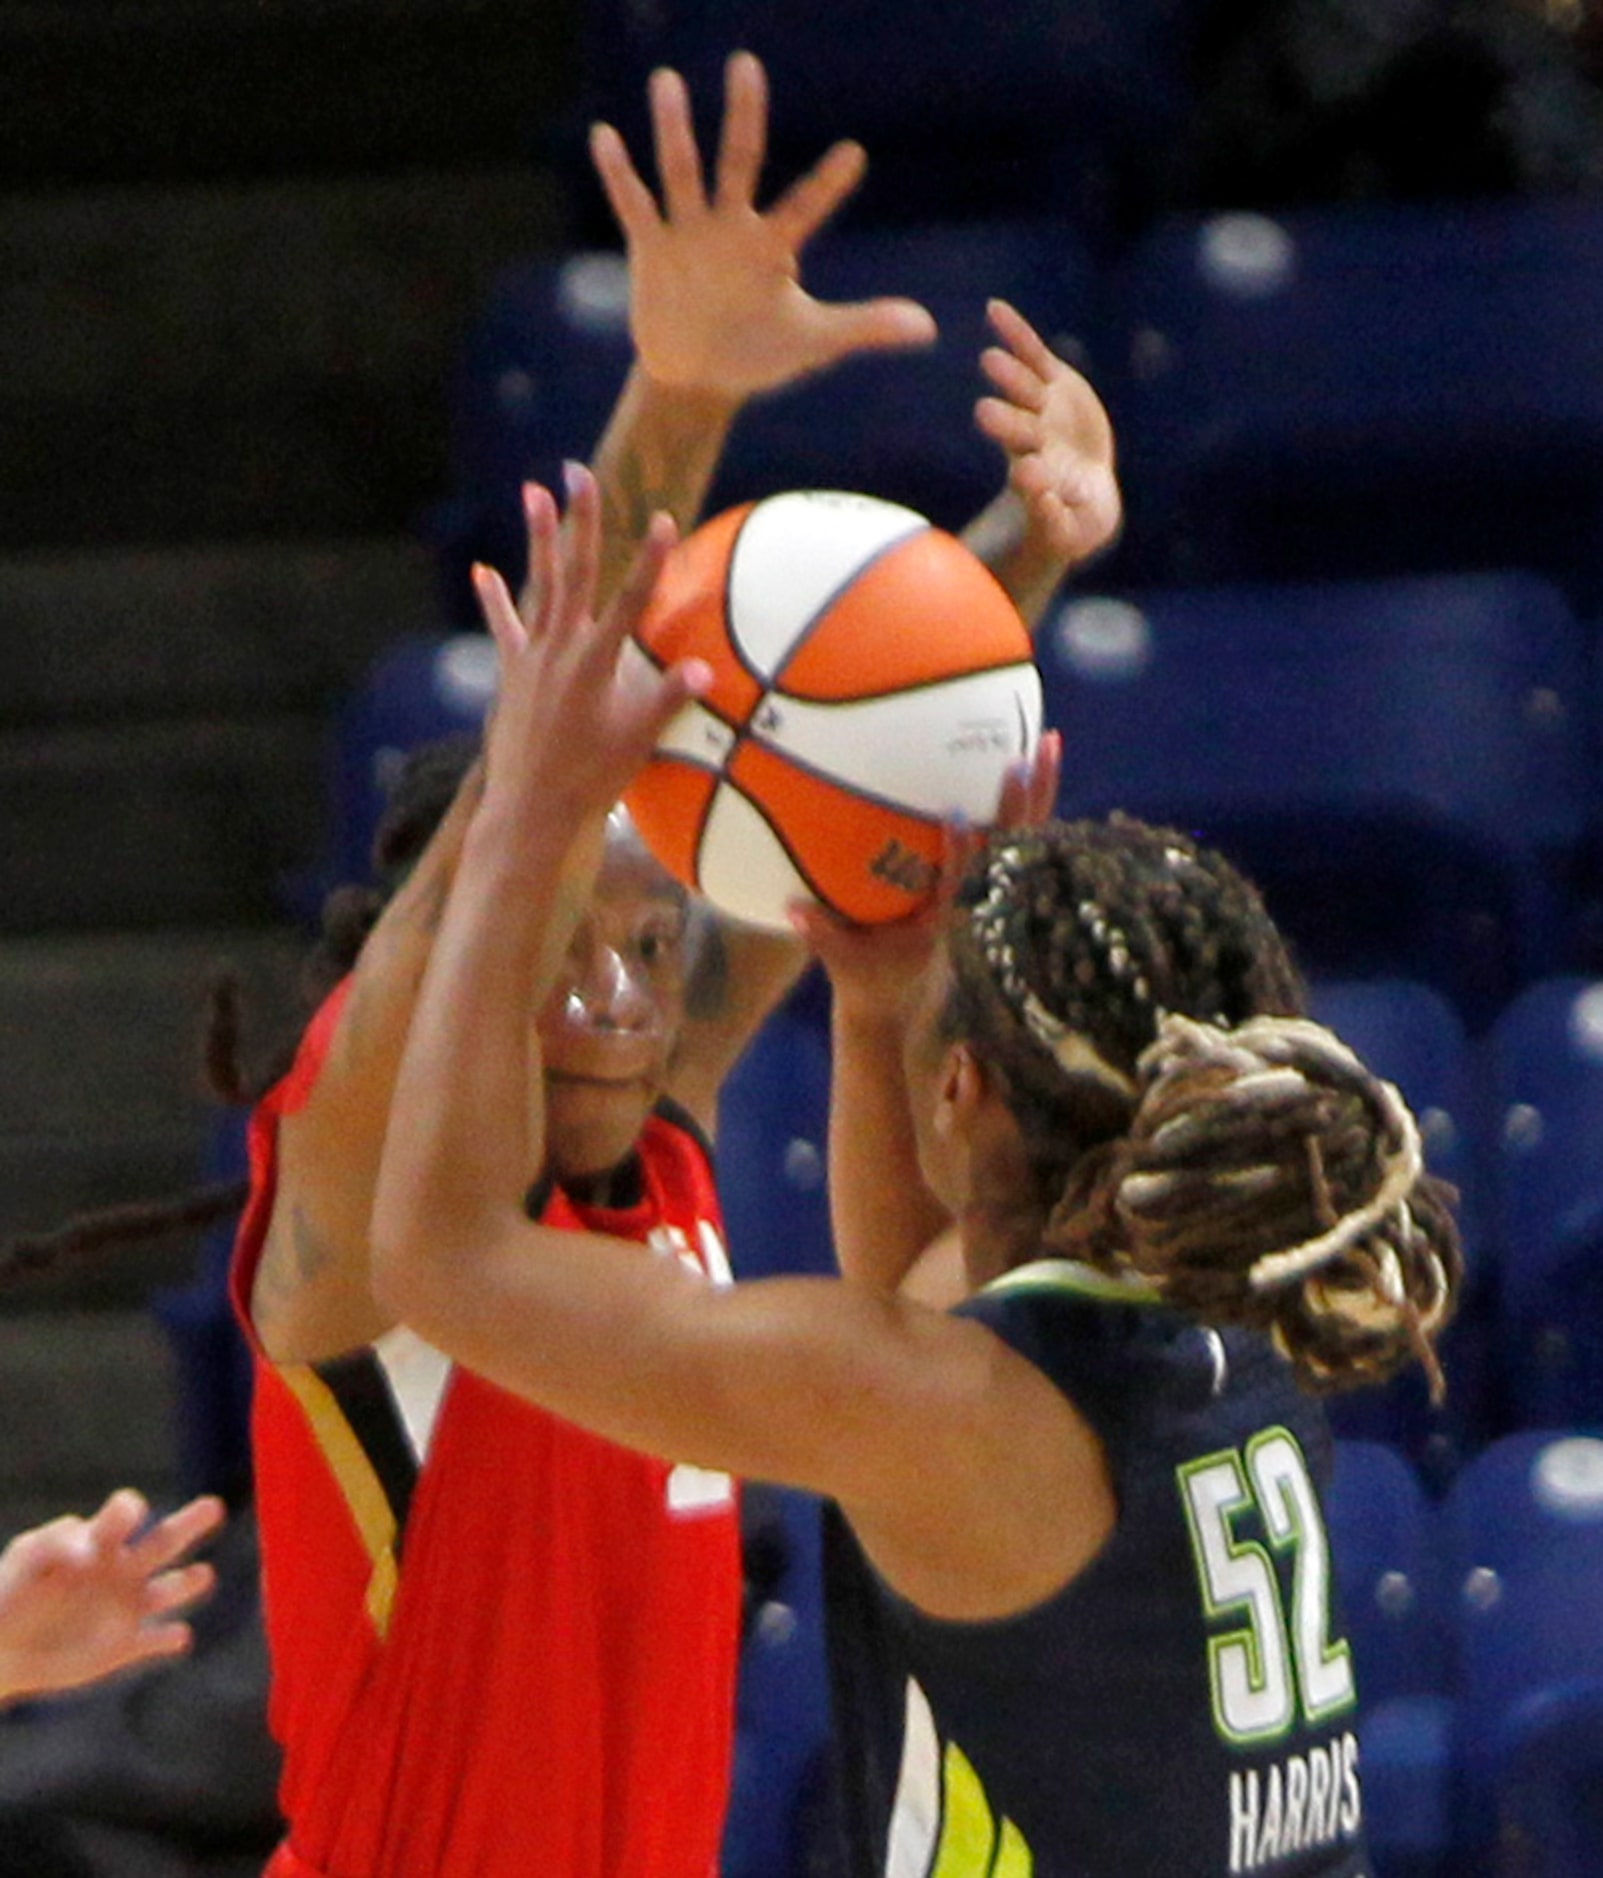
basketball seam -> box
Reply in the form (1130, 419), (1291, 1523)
(766, 655), (1040, 708)
(757, 521), (929, 695)
(702, 775), (841, 916)
(630, 636), (747, 740)
(732, 735), (946, 826)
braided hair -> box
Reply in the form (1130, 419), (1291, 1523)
(0, 734), (483, 1290)
(945, 814), (1461, 1401)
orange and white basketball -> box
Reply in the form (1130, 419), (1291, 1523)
(624, 490), (1043, 929)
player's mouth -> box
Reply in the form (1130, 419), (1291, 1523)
(546, 1067), (658, 1091)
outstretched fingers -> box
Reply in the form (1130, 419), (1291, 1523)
(141, 1558), (217, 1622)
(125, 1493), (226, 1578)
(84, 1488), (150, 1552)
(601, 510), (678, 656)
(986, 297), (1063, 380)
(979, 343), (1050, 417)
(599, 513), (711, 745)
(766, 137), (868, 252)
(714, 49), (767, 210)
(511, 480), (561, 642)
(556, 463), (603, 638)
(974, 395), (1044, 457)
(996, 728), (1063, 828)
(813, 294), (940, 363)
(473, 561), (529, 666)
(649, 65), (708, 223)
(589, 120), (660, 244)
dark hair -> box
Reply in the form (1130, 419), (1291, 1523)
(0, 734), (482, 1291)
(945, 814), (1461, 1400)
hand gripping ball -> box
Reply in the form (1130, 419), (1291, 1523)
(624, 490), (1043, 928)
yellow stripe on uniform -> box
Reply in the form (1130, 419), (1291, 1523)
(888, 1678), (1035, 1877)
(991, 1817), (1033, 1878)
(931, 1741), (1000, 1877)
(280, 1363), (400, 1637)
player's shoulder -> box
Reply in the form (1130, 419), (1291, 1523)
(960, 1257), (1163, 1343)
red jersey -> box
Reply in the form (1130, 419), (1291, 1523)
(231, 982), (742, 1878)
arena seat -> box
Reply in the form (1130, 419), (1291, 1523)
(150, 1105), (254, 1504)
(1485, 977), (1603, 1430)
(722, 1482), (837, 1878)
(1307, 980), (1490, 1485)
(559, 0), (1198, 243)
(1107, 198), (1603, 609)
(322, 631), (496, 896)
(1326, 1441), (1454, 1877)
(715, 966), (833, 1283)
(1038, 571), (1592, 1025)
(438, 216), (1102, 620)
(714, 971), (837, 1875)
(1442, 1431), (1603, 1872)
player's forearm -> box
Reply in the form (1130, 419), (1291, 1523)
(961, 489), (1073, 632)
(591, 364), (740, 607)
(255, 759), (485, 1355)
(828, 1004), (951, 1293)
(373, 801), (602, 1320)
(669, 915), (810, 1137)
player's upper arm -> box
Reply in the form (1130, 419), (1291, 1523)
(667, 912), (809, 1138)
(385, 1216), (1113, 1624)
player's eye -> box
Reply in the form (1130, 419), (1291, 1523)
(635, 925), (680, 968)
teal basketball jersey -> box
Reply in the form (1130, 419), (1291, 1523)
(824, 1259), (1372, 1878)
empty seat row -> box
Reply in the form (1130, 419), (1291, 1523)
(439, 196), (1603, 625)
(1329, 1432), (1603, 1876)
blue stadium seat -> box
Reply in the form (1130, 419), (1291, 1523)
(715, 966), (833, 1283)
(439, 218), (1102, 618)
(1443, 1431), (1603, 1873)
(715, 971), (837, 1876)
(722, 1483), (838, 1878)
(324, 631), (497, 893)
(1107, 199), (1603, 608)
(1486, 977), (1603, 1430)
(1327, 1441), (1453, 1877)
(150, 1106), (254, 1503)
(561, 0), (1198, 242)
(1307, 981), (1491, 1484)
(1039, 571), (1592, 1023)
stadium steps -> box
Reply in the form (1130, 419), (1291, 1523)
(0, 0), (577, 1543)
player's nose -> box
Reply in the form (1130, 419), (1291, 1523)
(578, 945), (654, 1031)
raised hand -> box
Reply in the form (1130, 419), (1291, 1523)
(996, 724), (1064, 829)
(975, 299), (1122, 573)
(473, 464), (709, 831)
(590, 50), (937, 401)
(0, 1489), (224, 1703)
(794, 730), (1062, 1019)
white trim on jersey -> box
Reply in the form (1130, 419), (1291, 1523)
(885, 1676), (942, 1878)
(373, 1325), (454, 1464)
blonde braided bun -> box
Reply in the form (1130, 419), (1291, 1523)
(1049, 1012), (1459, 1398)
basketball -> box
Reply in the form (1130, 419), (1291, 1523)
(623, 489), (1044, 929)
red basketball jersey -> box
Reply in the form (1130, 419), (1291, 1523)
(231, 981), (742, 1878)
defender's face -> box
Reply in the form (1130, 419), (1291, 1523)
(537, 826), (690, 1182)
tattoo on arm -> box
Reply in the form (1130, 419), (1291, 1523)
(601, 451), (659, 555)
(252, 1202), (338, 1332)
